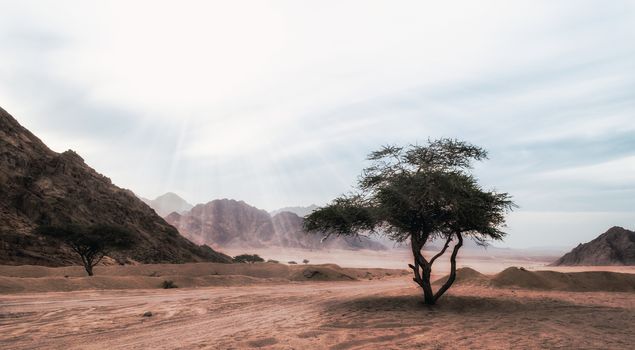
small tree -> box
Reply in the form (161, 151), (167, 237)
(304, 139), (515, 305)
(302, 259), (310, 264)
(233, 254), (264, 263)
(35, 224), (135, 276)
(161, 280), (178, 289)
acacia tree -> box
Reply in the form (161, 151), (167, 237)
(35, 224), (135, 276)
(233, 254), (265, 263)
(304, 139), (515, 305)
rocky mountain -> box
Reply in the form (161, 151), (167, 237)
(0, 107), (231, 266)
(551, 226), (635, 266)
(142, 192), (193, 217)
(166, 199), (275, 248)
(166, 199), (386, 250)
(270, 204), (319, 218)
(271, 211), (386, 250)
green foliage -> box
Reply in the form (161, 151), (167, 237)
(161, 280), (178, 289)
(35, 224), (136, 276)
(36, 224), (135, 251)
(304, 138), (515, 244)
(303, 139), (515, 304)
(303, 195), (377, 238)
(233, 254), (265, 263)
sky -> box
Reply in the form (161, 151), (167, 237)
(1, 1), (634, 248)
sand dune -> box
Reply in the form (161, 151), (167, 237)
(3, 262), (635, 294)
(492, 267), (635, 292)
(434, 267), (635, 292)
(0, 263), (408, 294)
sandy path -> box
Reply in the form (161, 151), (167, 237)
(1, 278), (634, 349)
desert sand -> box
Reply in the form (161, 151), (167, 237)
(1, 258), (634, 350)
(0, 262), (407, 294)
(222, 246), (566, 272)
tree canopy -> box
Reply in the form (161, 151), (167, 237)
(233, 254), (265, 263)
(35, 224), (136, 276)
(304, 139), (515, 304)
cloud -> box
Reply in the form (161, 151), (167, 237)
(1, 1), (634, 247)
(505, 211), (635, 248)
(538, 156), (635, 186)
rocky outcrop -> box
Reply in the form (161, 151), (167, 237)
(166, 200), (386, 250)
(0, 106), (232, 266)
(270, 205), (318, 218)
(271, 211), (386, 250)
(167, 199), (276, 247)
(142, 192), (193, 217)
(551, 226), (635, 266)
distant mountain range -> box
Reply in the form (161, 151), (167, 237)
(163, 199), (386, 250)
(141, 192), (193, 217)
(143, 193), (519, 252)
(0, 107), (231, 266)
(551, 226), (635, 266)
(270, 205), (319, 218)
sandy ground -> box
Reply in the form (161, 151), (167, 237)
(1, 276), (634, 350)
(1, 251), (634, 349)
(0, 263), (408, 293)
(222, 247), (633, 274)
(222, 246), (561, 273)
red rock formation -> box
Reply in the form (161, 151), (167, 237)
(0, 106), (231, 265)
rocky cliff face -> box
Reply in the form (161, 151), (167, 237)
(271, 211), (386, 250)
(166, 200), (386, 250)
(167, 199), (276, 247)
(551, 226), (635, 266)
(270, 205), (318, 218)
(142, 192), (193, 217)
(0, 107), (231, 265)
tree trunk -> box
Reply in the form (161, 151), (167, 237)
(433, 233), (463, 302)
(83, 252), (105, 277)
(78, 254), (94, 276)
(409, 235), (436, 305)
(420, 262), (435, 305)
(84, 262), (94, 276)
(409, 233), (466, 305)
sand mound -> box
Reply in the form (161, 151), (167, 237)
(289, 267), (356, 281)
(432, 266), (635, 292)
(433, 267), (489, 286)
(492, 267), (635, 292)
(0, 262), (407, 294)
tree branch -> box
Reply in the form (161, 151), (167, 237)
(91, 252), (106, 268)
(433, 232), (463, 302)
(410, 233), (431, 266)
(429, 235), (452, 265)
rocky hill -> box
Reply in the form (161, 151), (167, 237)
(551, 226), (635, 266)
(166, 199), (275, 248)
(142, 192), (193, 217)
(165, 199), (386, 250)
(270, 204), (318, 218)
(271, 211), (386, 250)
(0, 106), (231, 266)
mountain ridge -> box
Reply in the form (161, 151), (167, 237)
(551, 226), (635, 266)
(0, 106), (231, 266)
(270, 205), (319, 218)
(142, 192), (193, 217)
(165, 199), (386, 250)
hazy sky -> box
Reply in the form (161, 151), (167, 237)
(1, 1), (634, 248)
